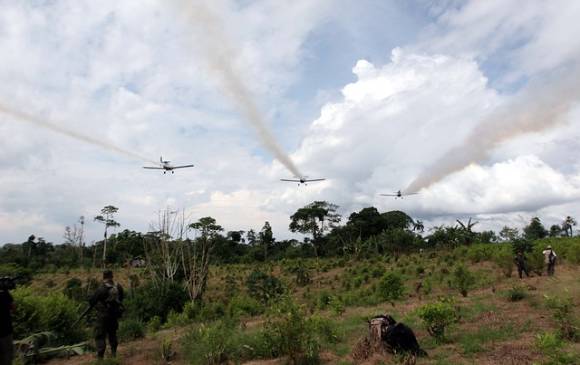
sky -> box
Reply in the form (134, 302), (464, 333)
(1, 0), (579, 244)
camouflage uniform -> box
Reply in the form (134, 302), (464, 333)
(89, 280), (124, 358)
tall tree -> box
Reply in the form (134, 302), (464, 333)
(499, 226), (520, 241)
(347, 207), (385, 240)
(381, 210), (414, 230)
(289, 201), (341, 258)
(258, 221), (274, 261)
(94, 205), (120, 267)
(549, 224), (563, 237)
(523, 217), (548, 240)
(186, 217), (223, 303)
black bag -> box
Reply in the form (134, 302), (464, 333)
(104, 283), (125, 318)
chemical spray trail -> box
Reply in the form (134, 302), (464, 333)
(0, 102), (157, 165)
(406, 68), (580, 193)
(172, 0), (302, 178)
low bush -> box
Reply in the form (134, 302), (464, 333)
(11, 287), (85, 343)
(246, 270), (285, 304)
(118, 318), (145, 341)
(544, 295), (578, 341)
(123, 281), (188, 323)
(505, 286), (527, 302)
(227, 295), (264, 318)
(451, 265), (476, 297)
(262, 297), (323, 364)
(63, 277), (84, 302)
(493, 249), (514, 278)
(376, 272), (404, 302)
(417, 300), (458, 342)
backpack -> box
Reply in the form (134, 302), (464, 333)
(548, 250), (556, 265)
(104, 282), (125, 318)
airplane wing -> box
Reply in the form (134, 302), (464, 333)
(380, 194), (398, 196)
(304, 178), (326, 182)
(403, 192), (419, 196)
(280, 179), (301, 182)
(171, 165), (194, 169)
(143, 166), (164, 170)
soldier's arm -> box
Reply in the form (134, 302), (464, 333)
(89, 286), (107, 307)
(118, 284), (125, 302)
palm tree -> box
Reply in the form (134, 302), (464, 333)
(562, 216), (577, 237)
(413, 220), (425, 233)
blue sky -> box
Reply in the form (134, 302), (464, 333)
(1, 0), (580, 244)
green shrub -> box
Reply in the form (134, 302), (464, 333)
(227, 295), (264, 318)
(262, 297), (321, 364)
(451, 265), (476, 297)
(63, 277), (84, 302)
(505, 285), (527, 302)
(146, 316), (162, 333)
(493, 249), (514, 278)
(164, 310), (190, 328)
(182, 321), (268, 364)
(246, 270), (284, 304)
(417, 300), (458, 342)
(535, 332), (563, 353)
(123, 281), (188, 323)
(544, 295), (578, 341)
(11, 287), (85, 343)
(376, 272), (404, 302)
(118, 318), (145, 341)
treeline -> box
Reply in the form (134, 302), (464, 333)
(0, 201), (577, 272)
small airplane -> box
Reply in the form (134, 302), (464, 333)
(380, 190), (419, 199)
(280, 176), (326, 186)
(143, 156), (194, 174)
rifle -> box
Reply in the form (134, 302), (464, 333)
(73, 305), (93, 327)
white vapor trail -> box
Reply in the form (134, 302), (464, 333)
(406, 68), (580, 193)
(172, 0), (303, 178)
(0, 102), (157, 165)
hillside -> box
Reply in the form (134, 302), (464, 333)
(23, 239), (579, 365)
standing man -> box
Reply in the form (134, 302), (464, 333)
(89, 270), (124, 360)
(514, 251), (530, 279)
(542, 245), (557, 276)
(0, 280), (15, 365)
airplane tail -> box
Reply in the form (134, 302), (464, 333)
(160, 156), (163, 163)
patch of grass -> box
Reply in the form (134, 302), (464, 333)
(504, 285), (527, 302)
(457, 324), (516, 355)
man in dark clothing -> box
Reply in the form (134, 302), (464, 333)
(0, 288), (14, 365)
(89, 270), (124, 359)
(514, 251), (530, 279)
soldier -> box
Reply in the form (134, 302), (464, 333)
(542, 246), (557, 276)
(514, 251), (530, 279)
(0, 282), (15, 365)
(89, 270), (124, 359)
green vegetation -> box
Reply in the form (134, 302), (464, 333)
(417, 299), (459, 342)
(2, 206), (579, 364)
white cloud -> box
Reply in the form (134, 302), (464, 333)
(1, 0), (580, 244)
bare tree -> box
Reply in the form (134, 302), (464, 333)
(64, 216), (85, 266)
(143, 209), (188, 286)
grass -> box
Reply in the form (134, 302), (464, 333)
(28, 240), (580, 365)
(457, 324), (517, 355)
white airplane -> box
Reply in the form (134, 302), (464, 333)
(280, 176), (326, 186)
(143, 156), (194, 174)
(380, 190), (419, 199)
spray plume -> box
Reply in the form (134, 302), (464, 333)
(0, 102), (157, 164)
(406, 68), (580, 193)
(172, 0), (302, 178)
